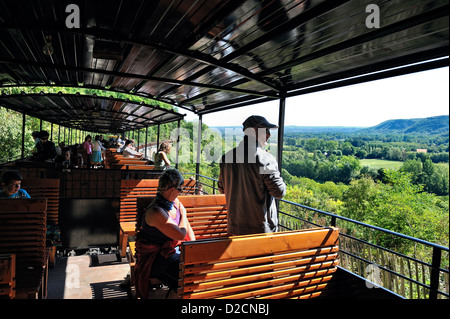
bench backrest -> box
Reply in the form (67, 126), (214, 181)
(178, 195), (228, 240)
(135, 194), (228, 240)
(111, 160), (152, 165)
(117, 165), (155, 170)
(119, 179), (196, 223)
(179, 227), (339, 299)
(0, 199), (47, 297)
(22, 178), (60, 225)
(0, 253), (16, 299)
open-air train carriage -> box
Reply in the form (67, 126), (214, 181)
(0, 0), (448, 301)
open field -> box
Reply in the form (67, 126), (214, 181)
(360, 159), (404, 170)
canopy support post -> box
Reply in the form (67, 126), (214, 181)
(277, 96), (286, 171)
(195, 114), (202, 192)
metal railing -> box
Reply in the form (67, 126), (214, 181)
(278, 199), (449, 299)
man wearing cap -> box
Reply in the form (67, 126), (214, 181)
(218, 115), (286, 235)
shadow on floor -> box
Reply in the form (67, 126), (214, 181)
(89, 253), (128, 267)
(90, 280), (132, 299)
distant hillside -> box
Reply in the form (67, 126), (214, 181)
(211, 126), (364, 135)
(210, 115), (449, 136)
(357, 115), (449, 135)
(284, 126), (364, 134)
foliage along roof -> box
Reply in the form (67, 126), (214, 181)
(0, 0), (448, 133)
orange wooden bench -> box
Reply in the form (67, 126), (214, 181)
(21, 178), (59, 225)
(109, 156), (148, 162)
(178, 227), (339, 299)
(0, 199), (49, 299)
(0, 253), (16, 299)
(178, 195), (228, 240)
(111, 160), (152, 166)
(116, 164), (156, 170)
(118, 178), (197, 257)
(105, 150), (148, 168)
(22, 178), (61, 266)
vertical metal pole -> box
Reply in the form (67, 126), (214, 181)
(429, 247), (442, 299)
(277, 96), (286, 171)
(50, 123), (53, 141)
(58, 125), (61, 143)
(145, 126), (148, 159)
(157, 124), (160, 149)
(137, 129), (140, 152)
(21, 113), (26, 158)
(175, 119), (181, 169)
(195, 115), (202, 190)
(276, 97), (286, 227)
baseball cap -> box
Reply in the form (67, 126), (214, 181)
(242, 115), (278, 130)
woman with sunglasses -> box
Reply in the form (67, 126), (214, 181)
(134, 169), (195, 299)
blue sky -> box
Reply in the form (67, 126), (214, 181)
(185, 66), (449, 128)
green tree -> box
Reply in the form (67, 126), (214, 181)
(342, 176), (378, 222)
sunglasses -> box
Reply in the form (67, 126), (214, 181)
(173, 183), (183, 192)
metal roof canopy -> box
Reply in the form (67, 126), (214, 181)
(0, 91), (184, 133)
(0, 0), (449, 132)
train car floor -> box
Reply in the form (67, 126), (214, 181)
(47, 254), (131, 299)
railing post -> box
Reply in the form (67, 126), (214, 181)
(195, 115), (202, 183)
(175, 119), (181, 169)
(331, 215), (336, 227)
(21, 113), (26, 158)
(429, 246), (442, 299)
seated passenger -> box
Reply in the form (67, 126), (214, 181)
(134, 169), (195, 299)
(0, 170), (31, 199)
(31, 131), (57, 162)
(153, 141), (171, 170)
(55, 147), (74, 168)
(123, 139), (143, 158)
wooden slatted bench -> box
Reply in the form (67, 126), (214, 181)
(105, 152), (152, 169)
(116, 164), (156, 170)
(118, 178), (197, 257)
(22, 178), (59, 226)
(0, 199), (48, 299)
(178, 227), (339, 299)
(112, 160), (153, 166)
(22, 178), (61, 266)
(110, 158), (150, 164)
(0, 253), (16, 299)
(127, 194), (228, 296)
(178, 195), (228, 240)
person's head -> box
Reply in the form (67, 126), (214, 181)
(85, 135), (91, 142)
(242, 115), (278, 147)
(39, 130), (50, 143)
(157, 169), (184, 201)
(95, 135), (100, 141)
(1, 170), (24, 196)
(62, 147), (71, 161)
(124, 139), (134, 147)
(32, 131), (40, 140)
(158, 141), (171, 153)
